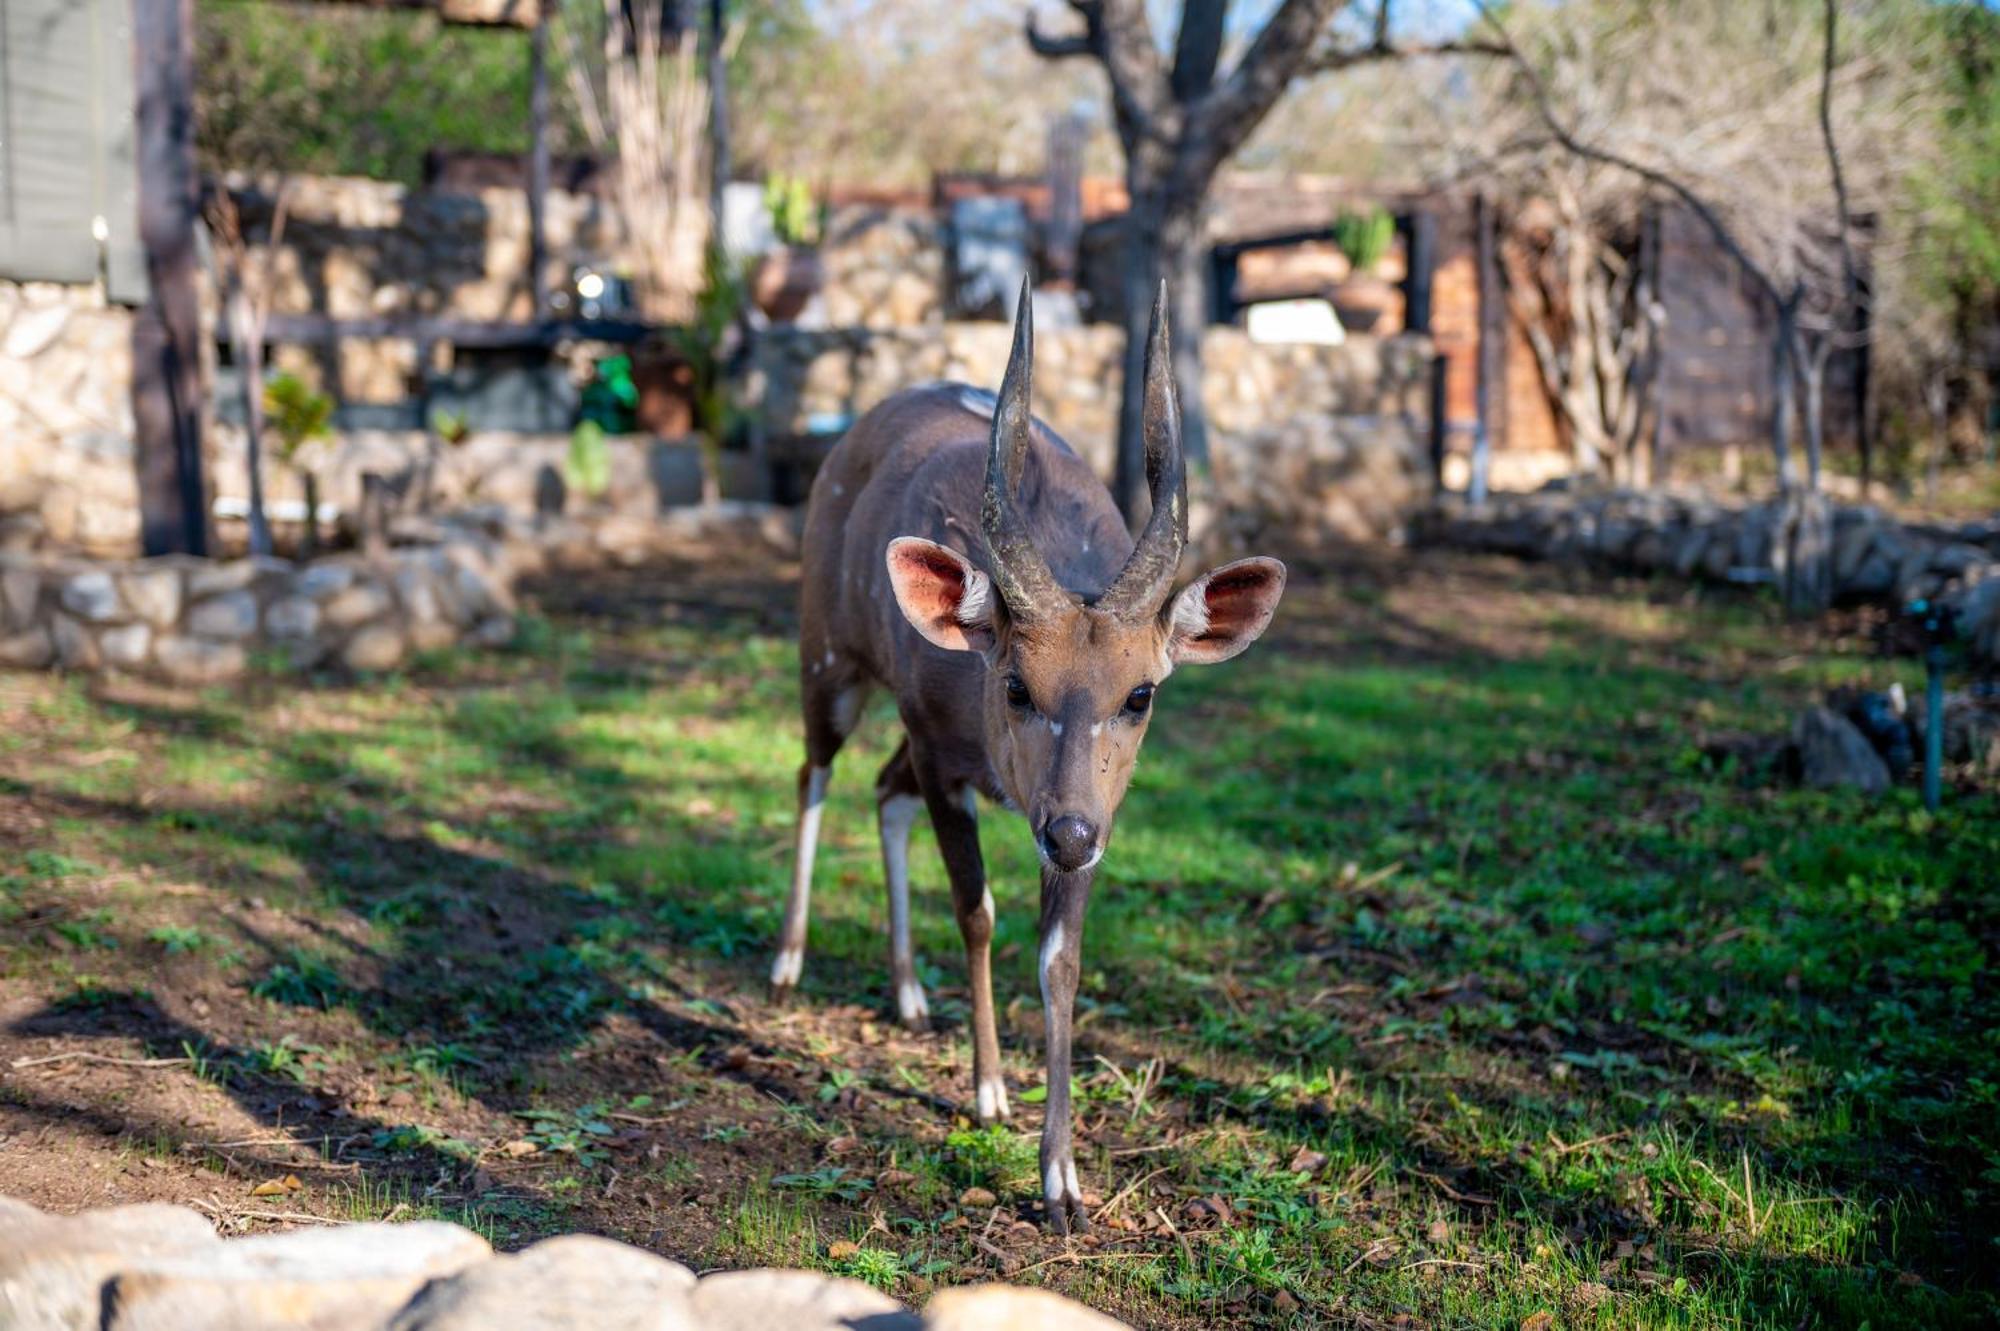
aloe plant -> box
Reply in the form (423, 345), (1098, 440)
(1332, 208), (1396, 274)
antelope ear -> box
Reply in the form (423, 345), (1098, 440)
(886, 537), (996, 653)
(1164, 558), (1287, 665)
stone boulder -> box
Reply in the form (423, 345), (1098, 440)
(1795, 705), (1892, 794)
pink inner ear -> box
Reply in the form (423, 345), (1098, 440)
(1197, 565), (1279, 643)
(889, 544), (967, 631)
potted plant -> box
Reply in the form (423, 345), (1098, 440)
(1329, 207), (1398, 333)
(751, 172), (825, 323)
(264, 372), (335, 559)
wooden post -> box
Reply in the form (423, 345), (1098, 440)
(1427, 352), (1449, 496)
(1046, 113), (1085, 287)
(528, 15), (550, 317)
(1403, 209), (1436, 335)
(130, 0), (208, 556)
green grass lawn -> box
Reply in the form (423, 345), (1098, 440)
(0, 550), (1993, 1329)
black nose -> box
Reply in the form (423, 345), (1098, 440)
(1041, 815), (1098, 871)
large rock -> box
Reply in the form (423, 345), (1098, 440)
(103, 1220), (489, 1331)
(0, 625), (53, 668)
(186, 590), (261, 640)
(0, 1197), (219, 1329)
(687, 1269), (919, 1331)
(1795, 705), (1892, 794)
(922, 1285), (1129, 1330)
(120, 569), (183, 627)
(389, 1234), (695, 1331)
(154, 635), (247, 687)
(59, 569), (123, 622)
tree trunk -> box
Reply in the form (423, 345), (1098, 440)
(1800, 336), (1827, 493)
(1770, 295), (1798, 492)
(1114, 183), (1209, 527)
(301, 471), (320, 562)
(231, 290), (273, 558)
(131, 0), (208, 556)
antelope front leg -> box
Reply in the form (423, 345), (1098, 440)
(1037, 865), (1093, 1234)
(925, 782), (1009, 1123)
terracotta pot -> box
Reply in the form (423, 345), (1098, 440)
(752, 246), (824, 324)
(631, 347), (696, 438)
(1330, 273), (1395, 334)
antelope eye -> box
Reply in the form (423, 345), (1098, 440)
(1004, 675), (1032, 709)
(1123, 683), (1155, 716)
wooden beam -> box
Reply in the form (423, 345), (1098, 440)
(270, 0), (541, 30)
(131, 0), (209, 556)
(261, 312), (660, 347)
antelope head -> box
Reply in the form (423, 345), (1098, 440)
(886, 286), (1287, 872)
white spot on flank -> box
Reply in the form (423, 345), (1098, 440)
(1089, 721), (1103, 738)
(1049, 719), (1064, 737)
(831, 483), (844, 497)
(977, 1077), (1010, 1121)
(824, 650), (836, 667)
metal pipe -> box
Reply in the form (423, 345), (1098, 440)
(1924, 640), (1945, 813)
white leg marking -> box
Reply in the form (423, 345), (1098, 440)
(773, 766), (830, 987)
(959, 785), (980, 819)
(1063, 1159), (1082, 1198)
(979, 887), (995, 927)
(1044, 1159), (1066, 1202)
(1039, 920), (1064, 1010)
(977, 1077), (1011, 1121)
(881, 792), (927, 1021)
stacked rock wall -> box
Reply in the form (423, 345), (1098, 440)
(0, 522), (521, 684)
(1417, 489), (2000, 667)
(0, 282), (142, 557)
(751, 326), (1435, 544)
(0, 1194), (1125, 1330)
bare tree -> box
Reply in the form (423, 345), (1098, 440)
(205, 180), (294, 558)
(1029, 0), (1502, 520)
(562, 0), (711, 321)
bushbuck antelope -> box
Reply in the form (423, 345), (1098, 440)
(771, 282), (1286, 1232)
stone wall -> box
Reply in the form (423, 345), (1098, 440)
(0, 1193), (1123, 1330)
(0, 282), (141, 557)
(0, 520), (523, 684)
(751, 326), (1436, 543)
(1417, 489), (2000, 667)
(0, 504), (800, 686)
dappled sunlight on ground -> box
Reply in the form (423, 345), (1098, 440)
(0, 547), (1992, 1329)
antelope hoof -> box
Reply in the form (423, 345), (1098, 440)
(768, 947), (803, 1001)
(975, 1076), (1012, 1124)
(1043, 1158), (1089, 1235)
(895, 978), (931, 1033)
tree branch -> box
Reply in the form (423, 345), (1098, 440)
(1196, 0), (1345, 167)
(1818, 0), (1862, 324)
(1172, 0), (1229, 102)
(1027, 0), (1168, 148)
(1309, 35), (1508, 73)
(1470, 0), (1786, 313)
